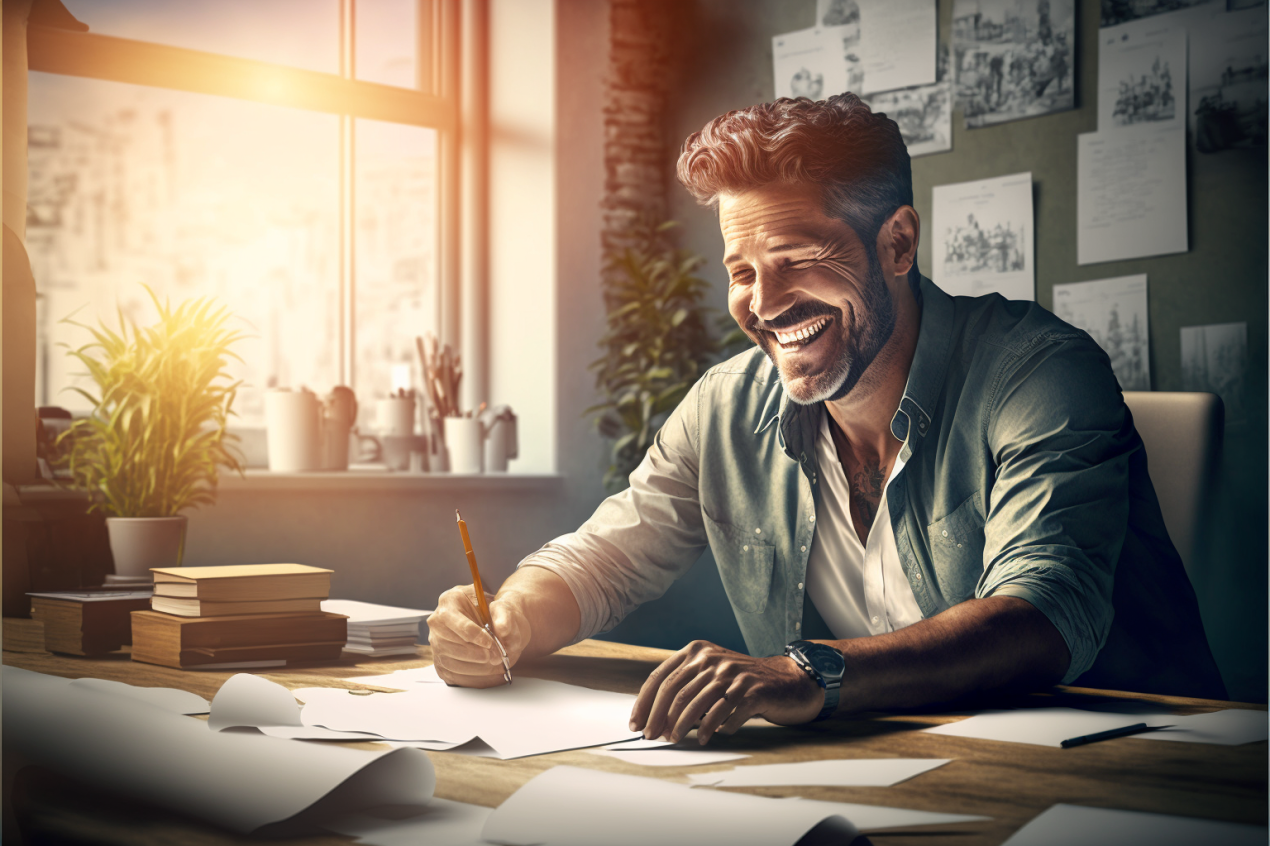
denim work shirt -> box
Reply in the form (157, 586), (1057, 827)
(524, 277), (1225, 699)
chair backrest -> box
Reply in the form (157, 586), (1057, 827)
(1122, 391), (1224, 577)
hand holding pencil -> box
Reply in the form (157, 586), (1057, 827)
(426, 512), (531, 688)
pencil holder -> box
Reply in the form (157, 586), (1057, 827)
(444, 417), (483, 473)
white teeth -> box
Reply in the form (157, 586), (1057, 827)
(775, 317), (828, 346)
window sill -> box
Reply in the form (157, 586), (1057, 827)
(217, 468), (563, 492)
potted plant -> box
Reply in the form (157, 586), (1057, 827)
(56, 287), (245, 578)
(587, 217), (747, 493)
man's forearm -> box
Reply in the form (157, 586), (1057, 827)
(495, 566), (582, 660)
(829, 596), (1071, 714)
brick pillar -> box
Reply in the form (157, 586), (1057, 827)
(601, 0), (673, 262)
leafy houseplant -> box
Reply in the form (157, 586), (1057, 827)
(57, 287), (245, 575)
(587, 218), (746, 493)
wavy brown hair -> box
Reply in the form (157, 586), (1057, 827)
(676, 93), (916, 277)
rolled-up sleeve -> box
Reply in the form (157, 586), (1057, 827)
(518, 381), (710, 643)
(979, 336), (1134, 683)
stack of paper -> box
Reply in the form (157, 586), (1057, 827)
(322, 599), (429, 658)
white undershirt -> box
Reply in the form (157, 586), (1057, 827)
(805, 410), (925, 639)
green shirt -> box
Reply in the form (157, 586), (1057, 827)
(525, 277), (1224, 699)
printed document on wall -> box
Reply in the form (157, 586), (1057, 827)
(1077, 126), (1187, 264)
(813, 0), (937, 95)
(1052, 275), (1150, 390)
(772, 26), (855, 101)
(932, 172), (1034, 300)
(1096, 23), (1186, 131)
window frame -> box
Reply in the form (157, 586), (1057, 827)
(26, 0), (463, 396)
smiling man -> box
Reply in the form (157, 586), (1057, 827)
(427, 94), (1225, 744)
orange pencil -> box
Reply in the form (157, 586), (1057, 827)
(455, 510), (512, 684)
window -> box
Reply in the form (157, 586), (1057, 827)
(27, 0), (455, 430)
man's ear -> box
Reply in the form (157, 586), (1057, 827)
(877, 206), (920, 280)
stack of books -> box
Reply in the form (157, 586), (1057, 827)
(321, 599), (430, 658)
(130, 564), (347, 669)
(28, 590), (152, 655)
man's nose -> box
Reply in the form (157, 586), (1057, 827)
(750, 268), (796, 323)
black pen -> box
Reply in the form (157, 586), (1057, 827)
(1060, 722), (1172, 748)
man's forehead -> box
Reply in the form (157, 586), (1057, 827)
(718, 184), (854, 256)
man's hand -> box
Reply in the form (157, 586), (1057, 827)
(628, 640), (825, 746)
(426, 585), (532, 688)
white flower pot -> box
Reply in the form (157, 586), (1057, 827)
(106, 516), (188, 578)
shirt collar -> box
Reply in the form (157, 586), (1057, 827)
(754, 275), (955, 462)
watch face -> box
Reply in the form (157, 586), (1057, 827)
(799, 643), (845, 679)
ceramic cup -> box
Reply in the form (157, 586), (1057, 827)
(443, 417), (483, 473)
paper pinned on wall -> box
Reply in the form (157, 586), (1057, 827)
(1187, 6), (1269, 154)
(1182, 321), (1250, 428)
(687, 757), (950, 788)
(1096, 23), (1187, 131)
(1051, 275), (1150, 390)
(812, 0), (937, 94)
(932, 172), (1034, 300)
(1002, 803), (1267, 846)
(1076, 125), (1187, 265)
(772, 26), (857, 101)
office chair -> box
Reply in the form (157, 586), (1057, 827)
(1122, 391), (1224, 578)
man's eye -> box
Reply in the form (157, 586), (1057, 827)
(729, 272), (754, 286)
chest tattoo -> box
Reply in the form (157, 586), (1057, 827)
(849, 460), (886, 531)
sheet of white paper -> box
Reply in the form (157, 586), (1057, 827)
(27, 590), (153, 601)
(864, 81), (952, 157)
(814, 0), (937, 94)
(481, 765), (860, 846)
(324, 799), (492, 846)
(209, 673), (386, 741)
(688, 758), (950, 788)
(1002, 803), (1266, 846)
(1140, 709), (1269, 745)
(1052, 275), (1150, 390)
(345, 665), (444, 690)
(1181, 322), (1249, 426)
(322, 599), (430, 624)
(773, 26), (856, 100)
(1077, 124), (1187, 265)
(295, 677), (642, 759)
(781, 795), (989, 832)
(922, 707), (1154, 747)
(602, 737), (675, 750)
(1097, 23), (1186, 131)
(588, 747), (750, 767)
(932, 172), (1034, 300)
(4, 665), (435, 834)
(60, 677), (211, 715)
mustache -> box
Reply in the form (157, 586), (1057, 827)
(747, 302), (841, 335)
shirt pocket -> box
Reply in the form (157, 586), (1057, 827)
(925, 490), (986, 604)
(702, 513), (776, 615)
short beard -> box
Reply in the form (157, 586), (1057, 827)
(750, 248), (897, 406)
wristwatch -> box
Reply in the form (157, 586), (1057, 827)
(784, 640), (845, 721)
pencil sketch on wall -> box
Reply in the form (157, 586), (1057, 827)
(932, 172), (1034, 300)
(1096, 22), (1186, 131)
(1052, 275), (1151, 391)
(953, 0), (1076, 127)
(1100, 0), (1215, 27)
(1189, 6), (1269, 153)
(813, 0), (937, 95)
(1181, 322), (1248, 426)
(772, 26), (857, 101)
(1113, 57), (1178, 124)
(865, 42), (952, 157)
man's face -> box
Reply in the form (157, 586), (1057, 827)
(720, 181), (896, 405)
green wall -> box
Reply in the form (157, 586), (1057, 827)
(604, 0), (1266, 702)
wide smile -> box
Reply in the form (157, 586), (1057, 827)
(772, 316), (833, 350)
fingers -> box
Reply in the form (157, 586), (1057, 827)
(427, 585), (505, 687)
(668, 678), (731, 744)
(629, 649), (689, 733)
(488, 596), (529, 666)
(695, 685), (743, 746)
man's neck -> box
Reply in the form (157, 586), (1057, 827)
(823, 276), (921, 462)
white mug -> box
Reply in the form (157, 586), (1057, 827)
(444, 417), (483, 473)
(376, 397), (416, 437)
(265, 389), (321, 472)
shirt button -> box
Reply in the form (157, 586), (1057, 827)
(755, 528), (762, 535)
(801, 545), (807, 552)
(797, 582), (804, 590)
(809, 515), (816, 523)
(942, 530), (948, 537)
(871, 616), (880, 625)
(957, 543), (963, 548)
(743, 545), (749, 551)
(916, 572), (923, 580)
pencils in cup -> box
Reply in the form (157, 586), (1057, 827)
(455, 510), (512, 684)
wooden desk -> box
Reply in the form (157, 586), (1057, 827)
(4, 641), (1266, 846)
